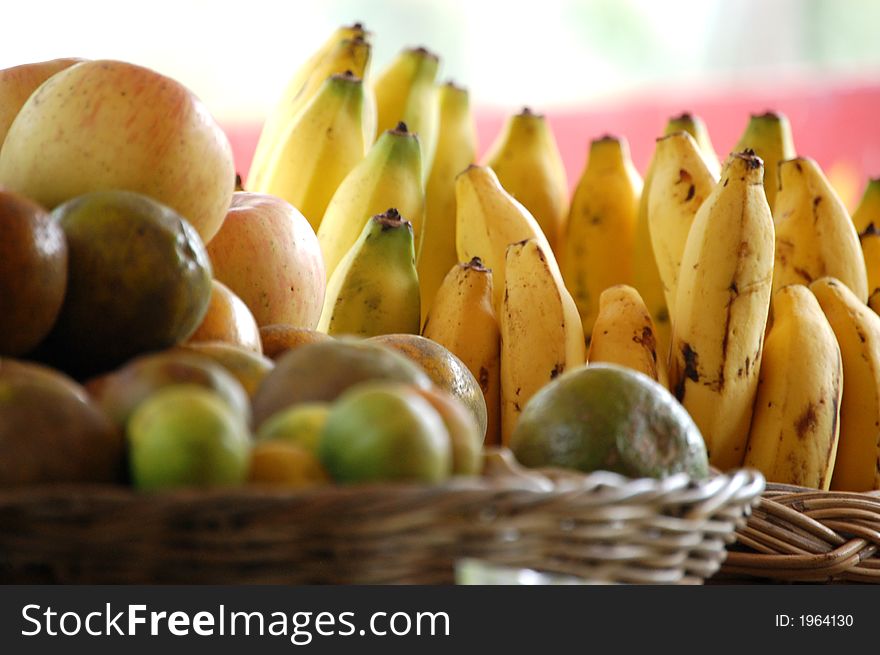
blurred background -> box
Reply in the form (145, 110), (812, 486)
(6, 0), (880, 206)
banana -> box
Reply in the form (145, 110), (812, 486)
(417, 82), (477, 325)
(317, 122), (424, 278)
(669, 150), (775, 471)
(732, 111), (796, 210)
(484, 107), (569, 253)
(500, 239), (586, 443)
(634, 113), (718, 366)
(454, 165), (554, 313)
(666, 112), (721, 176)
(871, 289), (880, 315)
(422, 257), (501, 445)
(373, 46), (440, 180)
(860, 224), (880, 297)
(773, 157), (868, 302)
(561, 135), (641, 343)
(743, 284), (842, 490)
(811, 277), (880, 491)
(647, 131), (718, 316)
(587, 285), (663, 383)
(248, 25), (372, 190)
(317, 209), (419, 337)
(252, 72), (365, 232)
(853, 177), (880, 233)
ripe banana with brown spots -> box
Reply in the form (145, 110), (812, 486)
(773, 156), (868, 302)
(587, 285), (663, 384)
(859, 223), (880, 297)
(811, 277), (880, 491)
(500, 238), (585, 444)
(422, 257), (501, 446)
(668, 150), (775, 471)
(743, 284), (842, 490)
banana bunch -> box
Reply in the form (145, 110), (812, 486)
(733, 111), (796, 210)
(484, 108), (569, 254)
(810, 278), (880, 491)
(635, 113), (719, 362)
(561, 135), (641, 344)
(422, 258), (501, 445)
(647, 131), (718, 318)
(417, 82), (477, 325)
(252, 71), (367, 232)
(853, 177), (880, 232)
(744, 285), (842, 490)
(587, 285), (663, 383)
(317, 122), (425, 278)
(318, 209), (420, 337)
(248, 24), (375, 195)
(773, 157), (868, 302)
(455, 165), (553, 313)
(500, 239), (585, 443)
(669, 150), (775, 471)
(373, 46), (440, 181)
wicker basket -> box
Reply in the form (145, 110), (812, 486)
(718, 483), (880, 583)
(0, 449), (764, 585)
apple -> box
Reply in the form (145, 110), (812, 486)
(0, 57), (83, 147)
(0, 59), (234, 243)
(207, 192), (326, 329)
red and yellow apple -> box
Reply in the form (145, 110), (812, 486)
(0, 57), (83, 147)
(207, 192), (326, 329)
(0, 59), (234, 243)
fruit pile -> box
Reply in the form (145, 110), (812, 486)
(1, 22), (878, 495)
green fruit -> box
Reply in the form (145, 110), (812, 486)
(510, 363), (709, 479)
(368, 334), (488, 440)
(252, 338), (431, 427)
(256, 402), (330, 453)
(127, 385), (251, 490)
(319, 383), (451, 484)
(44, 190), (213, 377)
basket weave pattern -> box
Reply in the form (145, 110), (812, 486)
(718, 483), (880, 583)
(0, 452), (764, 585)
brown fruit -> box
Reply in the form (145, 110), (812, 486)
(412, 385), (483, 476)
(86, 350), (251, 428)
(188, 280), (263, 354)
(0, 359), (123, 486)
(178, 341), (274, 397)
(252, 339), (432, 427)
(259, 325), (331, 360)
(367, 334), (488, 439)
(41, 190), (213, 378)
(0, 190), (67, 356)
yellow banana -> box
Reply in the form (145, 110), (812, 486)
(317, 122), (424, 278)
(422, 257), (501, 445)
(317, 209), (419, 337)
(248, 25), (372, 190)
(860, 224), (880, 297)
(811, 277), (880, 491)
(853, 177), (880, 233)
(634, 113), (718, 365)
(871, 289), (880, 315)
(647, 131), (718, 317)
(252, 72), (365, 232)
(373, 47), (440, 180)
(500, 238), (586, 443)
(587, 285), (663, 383)
(744, 284), (842, 490)
(454, 165), (554, 313)
(561, 135), (640, 343)
(669, 151), (775, 471)
(484, 107), (569, 253)
(417, 82), (477, 325)
(773, 157), (868, 302)
(666, 112), (721, 176)
(733, 111), (796, 210)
